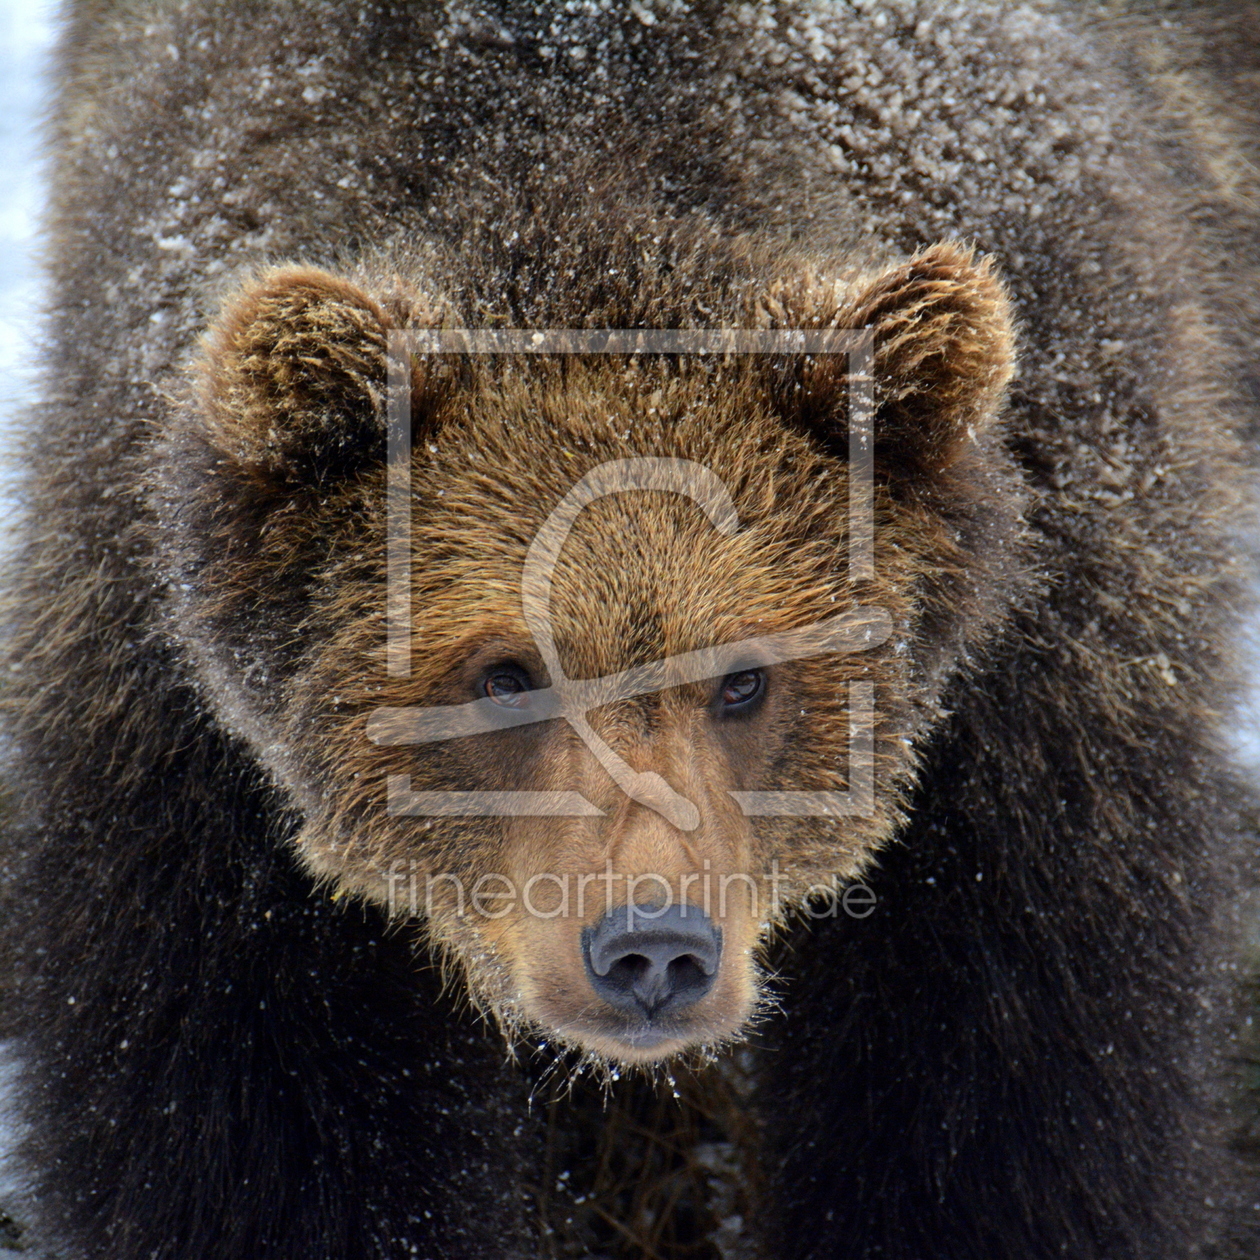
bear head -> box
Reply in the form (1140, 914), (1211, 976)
(154, 242), (1021, 1065)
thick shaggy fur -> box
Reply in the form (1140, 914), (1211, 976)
(1, 2), (1259, 1258)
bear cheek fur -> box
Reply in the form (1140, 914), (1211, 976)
(157, 246), (1021, 1062)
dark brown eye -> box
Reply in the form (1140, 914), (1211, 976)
(720, 669), (765, 711)
(483, 668), (533, 708)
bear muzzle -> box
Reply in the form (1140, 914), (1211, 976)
(509, 894), (754, 1062)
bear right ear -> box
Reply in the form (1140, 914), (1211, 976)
(770, 242), (1017, 492)
(193, 267), (415, 488)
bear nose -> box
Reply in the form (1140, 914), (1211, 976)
(582, 903), (722, 1019)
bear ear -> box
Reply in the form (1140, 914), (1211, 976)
(194, 267), (404, 487)
(776, 242), (1016, 487)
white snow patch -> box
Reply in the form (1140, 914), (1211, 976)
(0, 5), (57, 1245)
(0, 0), (57, 519)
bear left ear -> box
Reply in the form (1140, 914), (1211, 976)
(774, 242), (1017, 488)
(156, 268), (445, 743)
(194, 267), (404, 488)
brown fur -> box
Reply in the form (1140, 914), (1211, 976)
(1, 2), (1258, 1258)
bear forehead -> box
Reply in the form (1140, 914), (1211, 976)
(407, 362), (854, 560)
(401, 379), (863, 677)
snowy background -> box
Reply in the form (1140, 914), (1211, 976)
(0, 2), (55, 436)
(0, 4), (58, 1246)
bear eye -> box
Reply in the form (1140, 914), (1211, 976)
(482, 667), (535, 708)
(719, 669), (765, 711)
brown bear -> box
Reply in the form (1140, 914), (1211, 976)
(1, 2), (1259, 1258)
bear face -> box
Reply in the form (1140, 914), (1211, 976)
(154, 244), (1022, 1064)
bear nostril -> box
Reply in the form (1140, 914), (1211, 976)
(605, 952), (651, 986)
(582, 903), (722, 1019)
